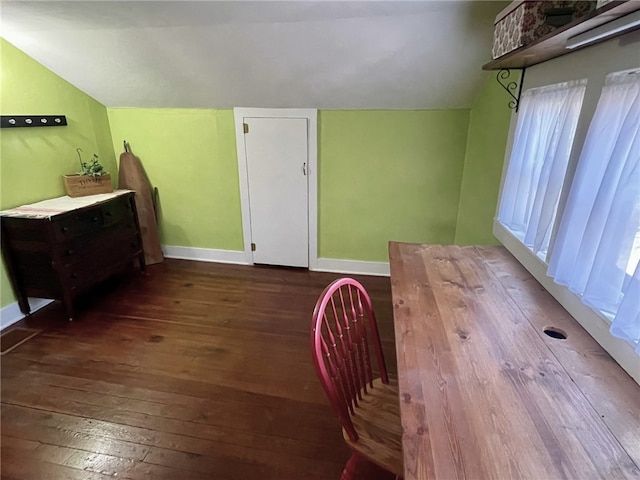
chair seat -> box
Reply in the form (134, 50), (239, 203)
(342, 377), (404, 477)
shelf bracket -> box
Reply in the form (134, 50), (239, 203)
(496, 69), (525, 112)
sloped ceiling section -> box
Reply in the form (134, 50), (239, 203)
(0, 1), (505, 109)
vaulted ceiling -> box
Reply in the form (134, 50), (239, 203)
(1, 1), (507, 109)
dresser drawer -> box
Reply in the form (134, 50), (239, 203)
(53, 206), (105, 241)
(52, 195), (134, 242)
(57, 218), (139, 261)
(101, 194), (135, 228)
(61, 234), (142, 289)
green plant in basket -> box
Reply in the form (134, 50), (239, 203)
(63, 148), (113, 197)
(76, 148), (107, 177)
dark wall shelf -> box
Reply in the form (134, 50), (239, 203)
(483, 1), (640, 71)
(1, 115), (67, 128)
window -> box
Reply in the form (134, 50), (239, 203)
(497, 80), (587, 259)
(548, 70), (640, 353)
(497, 70), (640, 356)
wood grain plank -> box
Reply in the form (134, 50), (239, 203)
(392, 242), (480, 480)
(1, 442), (117, 480)
(389, 242), (640, 480)
(2, 260), (396, 479)
(476, 246), (640, 465)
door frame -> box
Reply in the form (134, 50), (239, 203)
(233, 108), (318, 269)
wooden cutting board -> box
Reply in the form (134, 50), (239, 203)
(118, 144), (164, 265)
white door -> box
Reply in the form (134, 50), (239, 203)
(243, 117), (309, 267)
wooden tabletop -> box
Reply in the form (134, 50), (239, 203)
(389, 242), (640, 480)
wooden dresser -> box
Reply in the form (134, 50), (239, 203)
(1, 191), (145, 320)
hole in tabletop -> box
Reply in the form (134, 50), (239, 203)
(542, 326), (567, 340)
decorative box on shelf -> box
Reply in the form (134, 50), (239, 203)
(492, 0), (597, 59)
(63, 174), (113, 197)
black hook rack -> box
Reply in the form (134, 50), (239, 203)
(1, 115), (67, 128)
(496, 69), (525, 112)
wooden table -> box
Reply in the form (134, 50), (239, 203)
(389, 242), (640, 480)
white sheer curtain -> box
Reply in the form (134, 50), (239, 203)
(548, 70), (640, 352)
(611, 263), (640, 354)
(498, 80), (586, 257)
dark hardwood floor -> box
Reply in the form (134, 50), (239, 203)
(1, 259), (398, 480)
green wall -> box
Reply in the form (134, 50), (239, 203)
(455, 74), (512, 245)
(0, 40), (512, 313)
(107, 109), (471, 263)
(107, 109), (243, 250)
(319, 110), (469, 261)
(0, 39), (116, 308)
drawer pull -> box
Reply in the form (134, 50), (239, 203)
(62, 226), (69, 232)
(67, 249), (75, 255)
(92, 217), (99, 222)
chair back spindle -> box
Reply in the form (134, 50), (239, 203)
(311, 278), (389, 442)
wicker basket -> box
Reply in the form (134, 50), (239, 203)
(63, 174), (113, 197)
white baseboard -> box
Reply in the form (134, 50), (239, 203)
(162, 245), (250, 265)
(162, 245), (390, 277)
(313, 258), (390, 277)
(0, 298), (53, 331)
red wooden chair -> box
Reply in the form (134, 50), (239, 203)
(311, 278), (403, 479)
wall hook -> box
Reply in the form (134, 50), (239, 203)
(1, 115), (67, 128)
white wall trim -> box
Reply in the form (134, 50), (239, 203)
(163, 245), (389, 277)
(162, 245), (249, 265)
(494, 221), (640, 384)
(233, 107), (318, 269)
(0, 298), (53, 331)
(313, 258), (390, 277)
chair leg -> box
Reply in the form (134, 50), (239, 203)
(340, 451), (360, 480)
(340, 451), (399, 480)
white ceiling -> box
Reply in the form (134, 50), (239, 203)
(0, 1), (507, 109)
